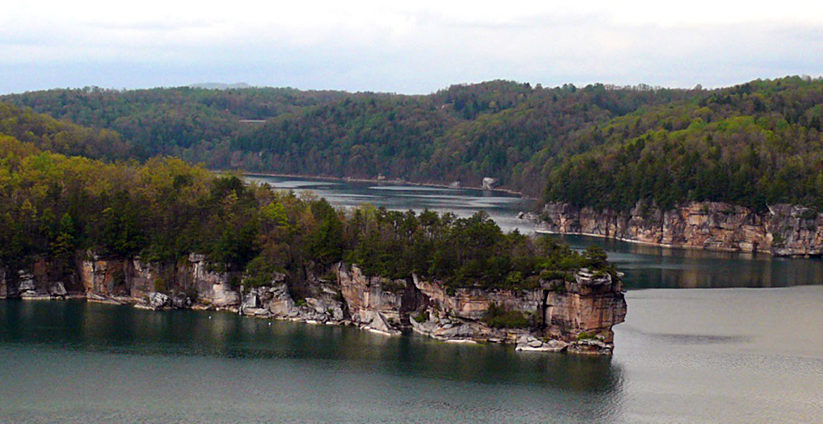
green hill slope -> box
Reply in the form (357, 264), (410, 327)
(544, 76), (823, 211)
(6, 77), (822, 208)
(0, 103), (130, 160)
(3, 81), (693, 195)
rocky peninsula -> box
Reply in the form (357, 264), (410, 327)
(0, 138), (628, 356)
(0, 253), (626, 355)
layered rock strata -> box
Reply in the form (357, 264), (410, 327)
(540, 201), (823, 256)
(0, 255), (627, 355)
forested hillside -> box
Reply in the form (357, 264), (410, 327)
(0, 103), (130, 160)
(3, 81), (694, 195)
(544, 76), (823, 211)
(5, 77), (823, 208)
(1, 86), (348, 161)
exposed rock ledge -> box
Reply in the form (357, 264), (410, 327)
(539, 201), (823, 256)
(0, 253), (626, 355)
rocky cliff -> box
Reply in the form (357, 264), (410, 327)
(540, 201), (823, 256)
(0, 267), (6, 299)
(0, 253), (627, 355)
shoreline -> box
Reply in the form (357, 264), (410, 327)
(224, 170), (536, 200)
(539, 201), (823, 258)
(535, 228), (819, 258)
(1, 295), (565, 352)
(0, 260), (626, 356)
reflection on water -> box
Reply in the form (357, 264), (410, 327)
(556, 235), (823, 289)
(614, 286), (823, 423)
(0, 300), (619, 390)
(2, 288), (822, 423)
(245, 175), (535, 234)
(0, 300), (622, 423)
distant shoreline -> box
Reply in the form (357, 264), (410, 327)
(232, 170), (536, 200)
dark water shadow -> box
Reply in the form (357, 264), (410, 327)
(556, 235), (823, 289)
(0, 299), (623, 394)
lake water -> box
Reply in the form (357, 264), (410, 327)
(1, 176), (822, 423)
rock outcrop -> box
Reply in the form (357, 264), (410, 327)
(337, 264), (420, 335)
(253, 279), (347, 325)
(17, 271), (37, 298)
(540, 201), (823, 256)
(409, 268), (626, 354)
(0, 260), (79, 300)
(0, 252), (627, 355)
(482, 177), (497, 190)
(0, 267), (6, 299)
(147, 292), (171, 309)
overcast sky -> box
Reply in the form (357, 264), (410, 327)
(3, 0), (823, 94)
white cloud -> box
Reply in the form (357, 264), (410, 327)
(1, 1), (822, 93)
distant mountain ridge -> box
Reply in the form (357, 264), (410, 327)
(189, 82), (253, 90)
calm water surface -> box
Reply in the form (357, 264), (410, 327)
(245, 175), (534, 233)
(1, 176), (822, 423)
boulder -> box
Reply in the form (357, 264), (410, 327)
(147, 292), (170, 309)
(515, 336), (569, 352)
(48, 282), (68, 297)
(171, 292), (190, 309)
(242, 292), (259, 309)
(266, 283), (300, 318)
(361, 310), (400, 335)
(304, 296), (345, 322)
(545, 339), (569, 351)
(527, 337), (543, 348)
(568, 338), (611, 355)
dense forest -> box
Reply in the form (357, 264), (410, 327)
(544, 77), (823, 212)
(0, 134), (613, 292)
(2, 81), (694, 195)
(4, 76), (823, 211)
(1, 87), (348, 161)
(0, 103), (131, 160)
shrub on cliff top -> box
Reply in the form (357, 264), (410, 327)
(153, 277), (168, 294)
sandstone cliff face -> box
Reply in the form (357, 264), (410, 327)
(545, 270), (627, 353)
(337, 264), (427, 335)
(78, 253), (239, 307)
(0, 260), (74, 300)
(541, 201), (823, 256)
(1, 253), (626, 354)
(409, 269), (626, 354)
